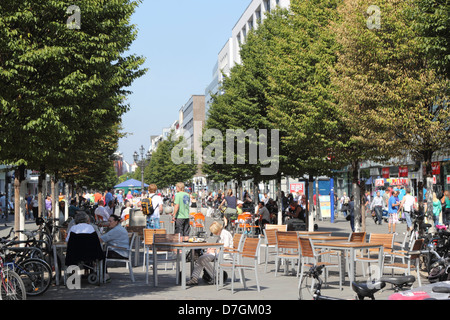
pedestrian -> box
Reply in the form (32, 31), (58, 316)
(370, 191), (384, 225)
(147, 184), (163, 229)
(388, 190), (400, 234)
(399, 187), (415, 232)
(45, 195), (52, 218)
(442, 191), (450, 227)
(172, 182), (191, 238)
(340, 192), (350, 217)
(432, 192), (443, 227)
(220, 189), (237, 231)
(0, 193), (6, 220)
(32, 195), (39, 221)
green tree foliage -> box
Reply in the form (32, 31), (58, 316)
(331, 0), (449, 226)
(143, 133), (197, 189)
(411, 0), (450, 79)
(0, 0), (146, 175)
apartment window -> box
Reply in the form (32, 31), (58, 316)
(264, 0), (270, 12)
(255, 8), (261, 23)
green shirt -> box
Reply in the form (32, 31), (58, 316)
(174, 191), (190, 219)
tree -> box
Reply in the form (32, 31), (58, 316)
(144, 133), (197, 189)
(0, 0), (146, 227)
(331, 0), (449, 229)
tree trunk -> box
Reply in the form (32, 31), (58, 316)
(14, 165), (26, 241)
(423, 150), (434, 226)
(315, 177), (321, 221)
(351, 160), (362, 232)
(307, 175), (314, 231)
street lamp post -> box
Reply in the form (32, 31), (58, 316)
(133, 145), (151, 192)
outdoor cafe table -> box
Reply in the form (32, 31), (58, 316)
(152, 241), (224, 290)
(296, 231), (333, 236)
(305, 236), (348, 242)
(312, 241), (384, 288)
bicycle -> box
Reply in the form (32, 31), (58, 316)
(0, 247), (26, 300)
(298, 264), (415, 300)
(298, 264), (345, 300)
(1, 236), (52, 296)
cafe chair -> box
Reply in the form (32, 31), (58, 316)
(142, 228), (170, 271)
(260, 228), (278, 272)
(355, 233), (394, 278)
(216, 233), (246, 290)
(274, 231), (301, 277)
(298, 237), (342, 291)
(65, 232), (105, 285)
(383, 238), (424, 287)
(104, 232), (136, 282)
(227, 237), (261, 294)
(151, 233), (181, 286)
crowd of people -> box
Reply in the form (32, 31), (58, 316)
(337, 186), (450, 234)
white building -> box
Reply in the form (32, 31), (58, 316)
(205, 0), (290, 113)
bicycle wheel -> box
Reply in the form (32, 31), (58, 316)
(212, 209), (221, 220)
(17, 258), (52, 296)
(1, 269), (27, 300)
(298, 275), (315, 300)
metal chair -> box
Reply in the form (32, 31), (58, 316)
(383, 238), (424, 287)
(274, 231), (301, 277)
(227, 237), (261, 293)
(104, 232), (136, 282)
(298, 237), (342, 291)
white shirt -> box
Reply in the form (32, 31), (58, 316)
(66, 223), (96, 242)
(148, 193), (163, 219)
(402, 194), (415, 212)
(95, 206), (110, 221)
(219, 229), (234, 260)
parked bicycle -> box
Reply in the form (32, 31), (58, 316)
(0, 244), (26, 300)
(1, 231), (52, 296)
(298, 264), (416, 300)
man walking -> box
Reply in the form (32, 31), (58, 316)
(370, 191), (384, 225)
(172, 182), (191, 238)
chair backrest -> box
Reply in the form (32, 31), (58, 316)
(232, 233), (244, 250)
(263, 228), (278, 246)
(348, 232), (366, 243)
(65, 232), (105, 266)
(127, 232), (137, 259)
(240, 237), (260, 259)
(193, 213), (205, 227)
(298, 237), (315, 259)
(409, 238), (424, 260)
(276, 231), (300, 250)
(265, 224), (287, 231)
(143, 228), (166, 246)
(369, 233), (395, 251)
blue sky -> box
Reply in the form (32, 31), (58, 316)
(118, 0), (251, 164)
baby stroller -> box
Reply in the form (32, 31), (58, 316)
(65, 232), (105, 286)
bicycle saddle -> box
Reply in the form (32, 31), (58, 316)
(380, 275), (415, 290)
(352, 281), (386, 300)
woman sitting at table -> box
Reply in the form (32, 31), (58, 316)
(100, 214), (130, 281)
(186, 221), (233, 286)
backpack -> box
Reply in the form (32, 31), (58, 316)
(141, 194), (156, 216)
(343, 196), (349, 205)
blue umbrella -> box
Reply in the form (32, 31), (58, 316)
(114, 178), (149, 189)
